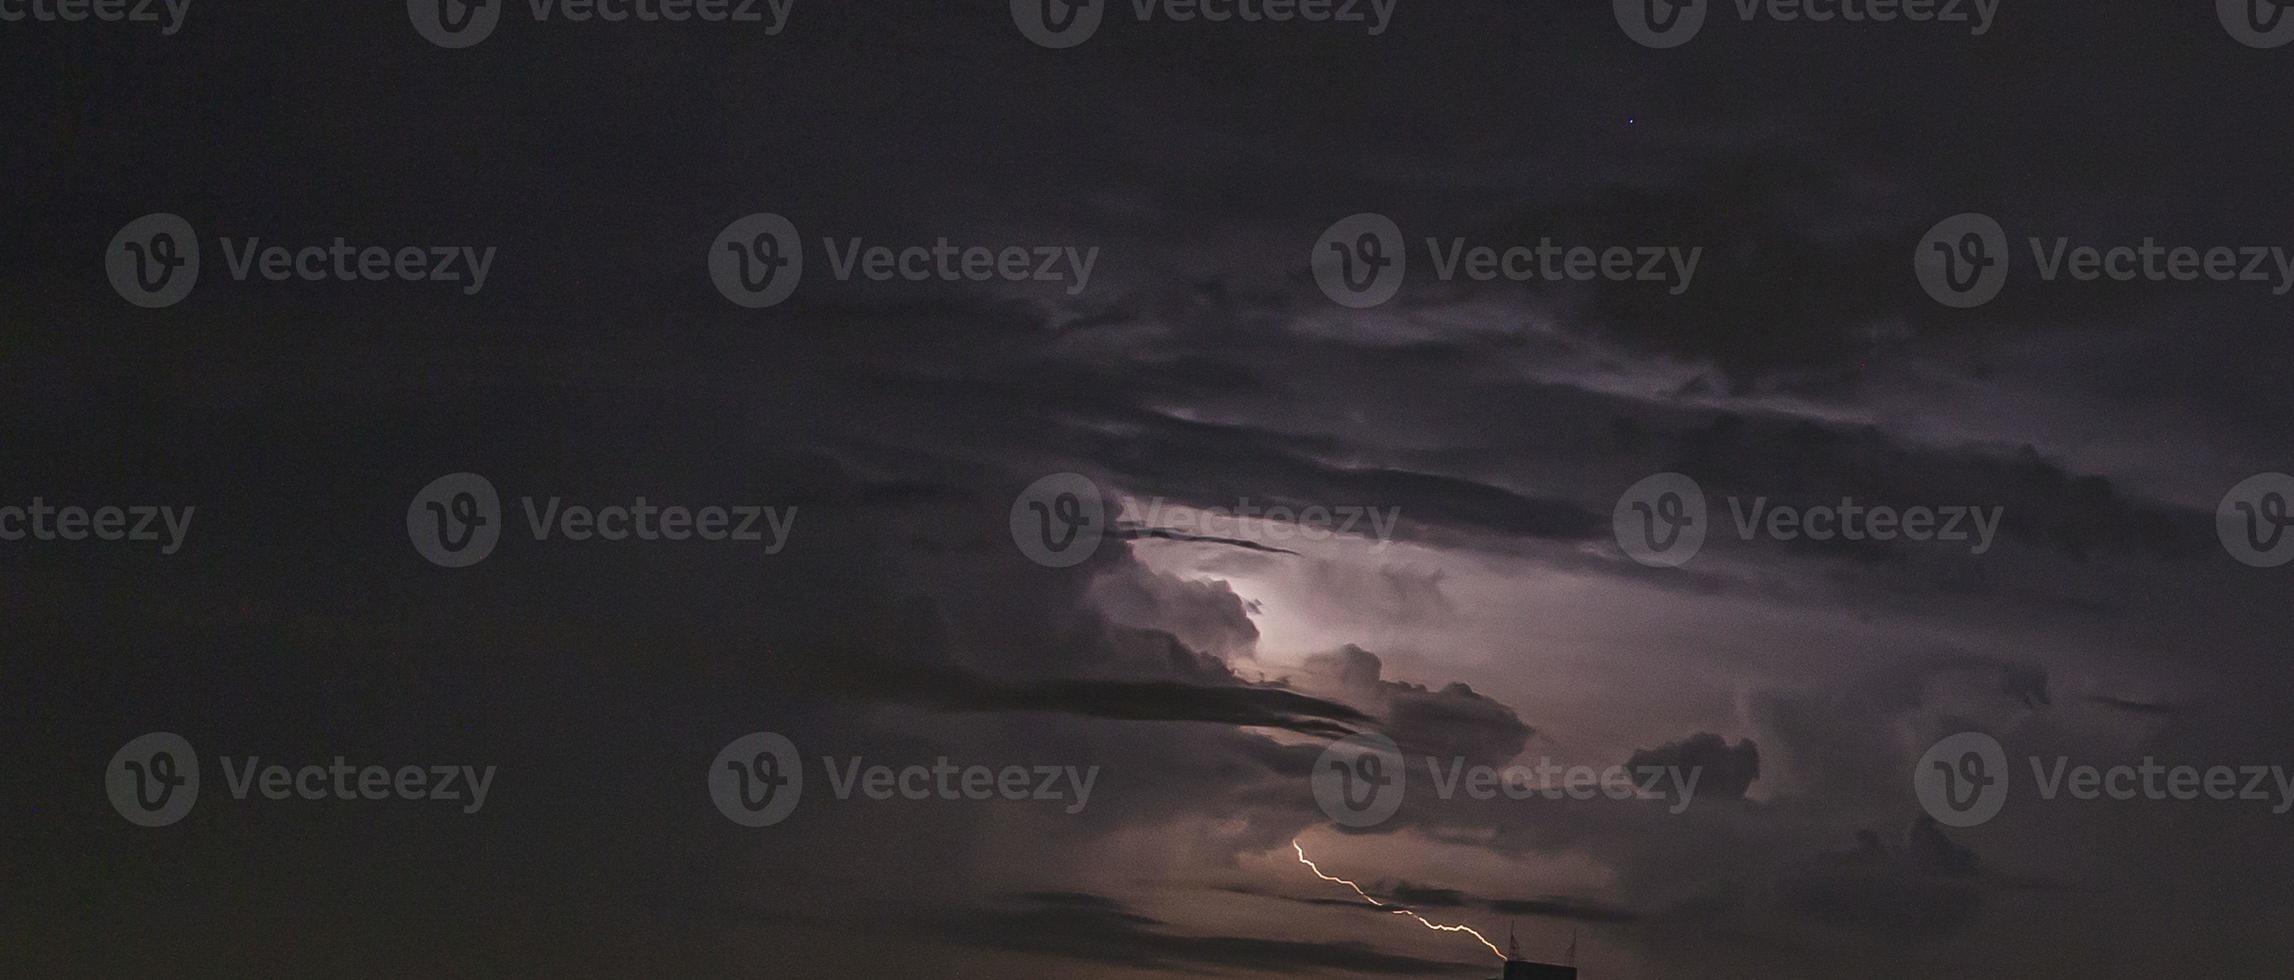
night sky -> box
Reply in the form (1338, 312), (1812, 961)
(9, 2), (2294, 977)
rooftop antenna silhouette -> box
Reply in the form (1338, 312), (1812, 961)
(1507, 922), (1521, 961)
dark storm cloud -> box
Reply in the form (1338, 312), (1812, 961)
(1775, 818), (1986, 941)
(1616, 411), (2191, 566)
(1226, 884), (1643, 926)
(1862, 655), (2053, 715)
(1480, 896), (1641, 925)
(2085, 695), (2182, 716)
(1058, 409), (1610, 546)
(1629, 733), (1762, 802)
(811, 248), (2220, 630)
(969, 676), (1368, 738)
(805, 643), (1373, 739)
(15, 0), (2294, 976)
(1389, 886), (1645, 927)
(1119, 524), (1302, 555)
(935, 891), (1479, 977)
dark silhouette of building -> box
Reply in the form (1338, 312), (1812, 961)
(1490, 961), (1578, 980)
(1487, 927), (1579, 980)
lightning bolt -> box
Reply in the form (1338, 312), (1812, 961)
(1291, 840), (1506, 960)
